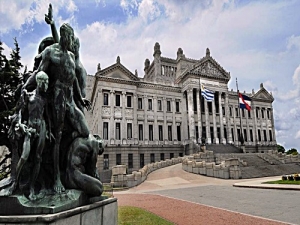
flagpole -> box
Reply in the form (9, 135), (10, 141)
(236, 78), (244, 149)
(199, 73), (202, 145)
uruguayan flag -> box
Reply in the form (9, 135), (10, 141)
(201, 84), (214, 102)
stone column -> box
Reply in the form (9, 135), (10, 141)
(212, 95), (218, 144)
(225, 92), (232, 144)
(97, 89), (103, 137)
(144, 95), (148, 144)
(204, 99), (211, 144)
(153, 96), (158, 142)
(110, 90), (115, 143)
(133, 94), (138, 143)
(163, 97), (167, 143)
(253, 105), (258, 144)
(196, 88), (202, 144)
(187, 88), (195, 141)
(270, 108), (276, 144)
(182, 93), (188, 142)
(121, 91), (126, 142)
(172, 99), (176, 143)
(219, 92), (225, 144)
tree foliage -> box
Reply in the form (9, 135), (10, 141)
(0, 38), (23, 149)
(277, 144), (285, 153)
(286, 148), (298, 155)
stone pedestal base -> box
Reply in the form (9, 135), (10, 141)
(0, 197), (117, 225)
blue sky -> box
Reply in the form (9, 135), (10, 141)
(1, 0), (300, 151)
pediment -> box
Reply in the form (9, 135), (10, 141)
(176, 57), (230, 84)
(253, 88), (274, 102)
(96, 63), (139, 81)
(189, 58), (230, 79)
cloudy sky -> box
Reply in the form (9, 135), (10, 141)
(1, 0), (300, 151)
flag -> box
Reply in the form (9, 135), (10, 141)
(239, 93), (251, 111)
(201, 84), (214, 102)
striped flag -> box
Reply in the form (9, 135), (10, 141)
(201, 84), (214, 101)
(239, 93), (251, 111)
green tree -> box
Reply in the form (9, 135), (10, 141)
(0, 38), (23, 149)
(286, 148), (298, 155)
(277, 144), (285, 153)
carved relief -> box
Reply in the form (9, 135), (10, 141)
(102, 106), (111, 115)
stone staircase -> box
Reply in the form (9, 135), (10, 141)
(206, 144), (243, 154)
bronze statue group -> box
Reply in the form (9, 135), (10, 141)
(0, 4), (104, 200)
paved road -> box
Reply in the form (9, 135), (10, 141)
(120, 164), (300, 224)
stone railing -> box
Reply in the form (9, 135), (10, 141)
(266, 150), (300, 164)
(182, 151), (241, 179)
(111, 157), (184, 188)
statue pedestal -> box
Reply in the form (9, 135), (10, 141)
(0, 191), (118, 225)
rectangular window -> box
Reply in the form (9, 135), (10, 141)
(127, 123), (132, 139)
(103, 93), (109, 105)
(243, 129), (247, 142)
(250, 129), (253, 142)
(127, 95), (132, 107)
(235, 107), (239, 117)
(248, 110), (251, 118)
(256, 108), (259, 118)
(158, 100), (162, 111)
(103, 122), (108, 140)
(222, 106), (225, 116)
(116, 123), (121, 140)
(116, 154), (121, 165)
(140, 154), (144, 168)
(229, 107), (232, 117)
(139, 124), (143, 141)
(103, 154), (109, 170)
(148, 99), (152, 110)
(160, 153), (165, 161)
(269, 130), (273, 141)
(258, 129), (261, 141)
(267, 110), (270, 119)
(231, 128), (235, 142)
(168, 125), (172, 141)
(208, 102), (212, 113)
(167, 101), (171, 112)
(261, 109), (264, 119)
(170, 153), (174, 159)
(115, 94), (121, 106)
(149, 125), (153, 141)
(150, 153), (155, 163)
(128, 154), (133, 169)
(237, 129), (240, 142)
(177, 125), (181, 141)
(138, 98), (143, 109)
(242, 109), (245, 117)
(263, 130), (267, 141)
(159, 125), (163, 141)
(176, 101), (180, 112)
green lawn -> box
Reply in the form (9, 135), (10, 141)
(118, 206), (174, 225)
(263, 180), (300, 185)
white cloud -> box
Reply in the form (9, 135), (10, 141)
(295, 130), (300, 139)
(138, 0), (160, 22)
(0, 0), (78, 34)
(287, 35), (300, 50)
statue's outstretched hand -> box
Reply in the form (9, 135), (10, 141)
(82, 98), (92, 111)
(45, 3), (53, 25)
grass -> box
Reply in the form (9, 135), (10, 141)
(118, 206), (174, 225)
(263, 180), (300, 185)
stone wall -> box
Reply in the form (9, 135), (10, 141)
(181, 151), (242, 179)
(111, 157), (184, 188)
(266, 150), (300, 164)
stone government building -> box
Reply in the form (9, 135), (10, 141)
(86, 42), (276, 174)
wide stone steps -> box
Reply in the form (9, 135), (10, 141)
(206, 144), (243, 154)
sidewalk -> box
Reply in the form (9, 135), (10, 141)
(233, 176), (300, 191)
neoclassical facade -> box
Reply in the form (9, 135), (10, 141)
(86, 43), (276, 173)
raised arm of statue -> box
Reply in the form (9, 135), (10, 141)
(45, 3), (59, 43)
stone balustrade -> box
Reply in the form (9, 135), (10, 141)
(182, 152), (241, 179)
(266, 150), (300, 164)
(111, 157), (184, 188)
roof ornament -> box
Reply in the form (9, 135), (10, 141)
(177, 47), (183, 59)
(97, 63), (101, 72)
(135, 69), (138, 76)
(144, 58), (150, 71)
(206, 48), (210, 57)
(260, 83), (264, 89)
(153, 42), (161, 56)
(117, 56), (120, 64)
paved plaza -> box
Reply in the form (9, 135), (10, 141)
(115, 164), (300, 224)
